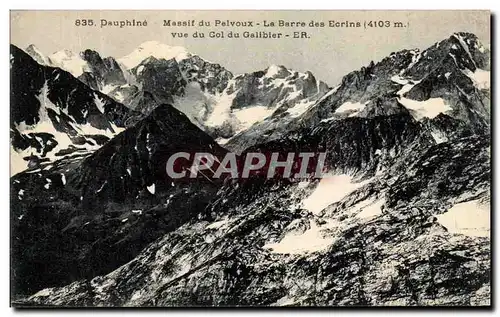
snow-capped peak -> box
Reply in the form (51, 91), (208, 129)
(50, 49), (79, 60)
(26, 44), (39, 51)
(118, 41), (191, 69)
(49, 49), (89, 77)
(25, 44), (50, 65)
(265, 64), (288, 77)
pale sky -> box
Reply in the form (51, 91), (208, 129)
(11, 10), (490, 86)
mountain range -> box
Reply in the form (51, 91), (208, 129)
(23, 41), (330, 145)
(11, 32), (491, 306)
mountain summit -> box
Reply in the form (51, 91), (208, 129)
(10, 44), (136, 175)
(118, 41), (192, 69)
(225, 32), (491, 153)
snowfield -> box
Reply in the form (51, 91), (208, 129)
(302, 175), (371, 215)
(463, 68), (490, 90)
(334, 101), (369, 116)
(49, 49), (89, 77)
(398, 97), (452, 120)
(118, 41), (191, 69)
(437, 199), (490, 237)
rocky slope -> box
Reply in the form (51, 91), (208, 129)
(204, 65), (329, 143)
(11, 104), (229, 297)
(226, 32), (490, 153)
(20, 134), (490, 307)
(10, 45), (137, 175)
(12, 32), (490, 307)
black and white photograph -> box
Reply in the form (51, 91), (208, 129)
(9, 10), (491, 307)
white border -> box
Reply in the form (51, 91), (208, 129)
(2, 1), (496, 10)
(1, 1), (497, 316)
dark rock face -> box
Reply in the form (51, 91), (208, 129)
(130, 57), (186, 106)
(73, 104), (228, 206)
(11, 104), (228, 297)
(87, 54), (236, 136)
(178, 55), (233, 95)
(11, 45), (131, 129)
(246, 112), (428, 176)
(18, 135), (490, 307)
(228, 66), (328, 112)
(10, 45), (137, 174)
(78, 49), (127, 91)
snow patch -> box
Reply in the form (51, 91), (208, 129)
(93, 93), (106, 114)
(113, 91), (125, 102)
(265, 64), (283, 77)
(96, 182), (107, 193)
(398, 97), (452, 120)
(37, 81), (60, 114)
(391, 75), (421, 96)
(206, 219), (229, 230)
(147, 183), (156, 195)
(335, 101), (369, 116)
(205, 86), (238, 127)
(232, 106), (275, 131)
(263, 220), (335, 254)
(101, 84), (117, 95)
(356, 198), (385, 220)
(391, 75), (408, 85)
(118, 41), (191, 69)
(431, 131), (448, 144)
(43, 178), (52, 189)
(136, 65), (145, 76)
(10, 146), (32, 176)
(320, 117), (336, 124)
(74, 121), (124, 138)
(437, 199), (490, 237)
(49, 49), (89, 77)
(302, 175), (371, 215)
(216, 137), (230, 145)
(285, 99), (316, 118)
(33, 288), (53, 297)
(463, 68), (490, 90)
